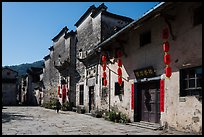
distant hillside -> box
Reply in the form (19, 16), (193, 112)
(4, 60), (44, 76)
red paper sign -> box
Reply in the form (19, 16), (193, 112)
(131, 84), (134, 110)
(160, 80), (164, 112)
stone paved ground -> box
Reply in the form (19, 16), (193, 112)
(2, 106), (197, 135)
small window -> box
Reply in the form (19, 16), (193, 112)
(79, 85), (84, 105)
(180, 66), (202, 97)
(140, 30), (151, 47)
(115, 81), (124, 95)
(193, 6), (202, 26)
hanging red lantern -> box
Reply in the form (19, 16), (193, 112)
(162, 27), (169, 40)
(104, 79), (107, 86)
(102, 55), (106, 63)
(103, 72), (107, 78)
(118, 58), (122, 67)
(118, 76), (122, 86)
(163, 41), (170, 52)
(164, 53), (170, 65)
(165, 66), (172, 78)
(117, 67), (122, 76)
(102, 63), (106, 71)
(117, 50), (123, 58)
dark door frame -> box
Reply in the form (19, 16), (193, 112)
(134, 79), (160, 123)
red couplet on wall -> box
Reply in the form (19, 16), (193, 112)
(62, 85), (66, 103)
(160, 79), (164, 112)
(131, 84), (134, 110)
(58, 86), (60, 95)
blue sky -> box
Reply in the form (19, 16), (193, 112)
(2, 2), (160, 66)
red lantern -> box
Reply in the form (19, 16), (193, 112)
(104, 79), (107, 86)
(102, 55), (106, 63)
(163, 41), (170, 52)
(102, 63), (106, 71)
(162, 27), (169, 40)
(117, 50), (123, 58)
(103, 72), (107, 78)
(118, 76), (122, 86)
(164, 53), (170, 65)
(118, 58), (122, 67)
(165, 66), (172, 78)
(117, 67), (122, 76)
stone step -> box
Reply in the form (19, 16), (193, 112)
(128, 121), (162, 130)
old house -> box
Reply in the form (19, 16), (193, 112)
(2, 67), (18, 105)
(74, 3), (133, 113)
(20, 67), (43, 105)
(43, 27), (77, 105)
(84, 2), (202, 133)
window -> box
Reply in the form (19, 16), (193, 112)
(180, 66), (202, 97)
(140, 30), (151, 47)
(115, 81), (124, 95)
(79, 85), (84, 105)
(193, 6), (202, 26)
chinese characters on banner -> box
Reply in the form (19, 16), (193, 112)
(133, 66), (155, 80)
(131, 84), (134, 110)
(160, 79), (164, 112)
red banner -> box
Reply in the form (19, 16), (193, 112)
(160, 80), (164, 112)
(131, 84), (134, 110)
(58, 86), (60, 96)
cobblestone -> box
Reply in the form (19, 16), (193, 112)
(2, 106), (196, 135)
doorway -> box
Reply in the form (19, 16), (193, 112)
(134, 80), (160, 123)
(89, 86), (95, 113)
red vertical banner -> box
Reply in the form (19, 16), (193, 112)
(58, 86), (60, 96)
(160, 79), (164, 112)
(131, 84), (134, 110)
(62, 85), (66, 103)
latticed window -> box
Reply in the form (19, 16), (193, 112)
(180, 66), (202, 97)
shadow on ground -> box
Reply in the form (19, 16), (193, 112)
(2, 111), (34, 123)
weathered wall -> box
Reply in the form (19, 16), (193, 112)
(2, 84), (17, 105)
(105, 2), (202, 133)
(2, 68), (18, 105)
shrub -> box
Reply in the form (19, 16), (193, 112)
(61, 101), (72, 111)
(104, 110), (130, 124)
(42, 98), (57, 110)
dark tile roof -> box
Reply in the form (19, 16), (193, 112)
(52, 26), (68, 42)
(2, 67), (18, 74)
(74, 5), (96, 27)
(43, 54), (50, 60)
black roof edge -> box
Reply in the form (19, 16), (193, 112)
(52, 26), (69, 42)
(64, 30), (77, 39)
(74, 5), (96, 27)
(43, 54), (50, 60)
